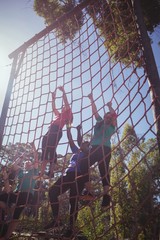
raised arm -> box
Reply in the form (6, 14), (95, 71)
(30, 142), (39, 169)
(66, 126), (76, 150)
(76, 124), (83, 147)
(106, 101), (116, 114)
(106, 101), (117, 127)
(51, 90), (59, 116)
(88, 93), (99, 119)
(58, 86), (70, 110)
(10, 153), (25, 172)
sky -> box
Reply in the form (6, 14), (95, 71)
(0, 1), (160, 117)
(0, 0), (160, 154)
(0, 0), (46, 115)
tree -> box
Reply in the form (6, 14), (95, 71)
(121, 123), (138, 158)
(110, 124), (160, 239)
(33, 0), (84, 43)
(33, 0), (160, 67)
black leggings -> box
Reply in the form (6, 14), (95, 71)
(49, 172), (88, 227)
(80, 145), (111, 187)
(0, 192), (33, 219)
(41, 124), (62, 163)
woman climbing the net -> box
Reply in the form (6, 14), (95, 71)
(40, 86), (73, 177)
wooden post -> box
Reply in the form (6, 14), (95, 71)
(134, 0), (160, 155)
(0, 56), (18, 148)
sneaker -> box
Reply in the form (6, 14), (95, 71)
(44, 220), (60, 230)
(101, 194), (111, 208)
(79, 190), (95, 201)
(63, 228), (73, 238)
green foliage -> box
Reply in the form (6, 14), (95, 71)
(1, 134), (159, 238)
(121, 123), (138, 155)
(86, 0), (144, 67)
(78, 201), (112, 240)
(33, 0), (160, 68)
(34, 0), (84, 43)
(0, 142), (38, 164)
(110, 123), (160, 239)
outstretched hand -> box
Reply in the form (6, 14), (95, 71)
(58, 86), (65, 92)
(106, 101), (112, 108)
(76, 124), (82, 131)
(29, 141), (35, 147)
(52, 91), (56, 99)
(88, 93), (93, 100)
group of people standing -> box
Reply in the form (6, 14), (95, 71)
(0, 86), (117, 239)
(0, 143), (39, 240)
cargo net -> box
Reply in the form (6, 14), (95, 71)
(0, 1), (159, 239)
